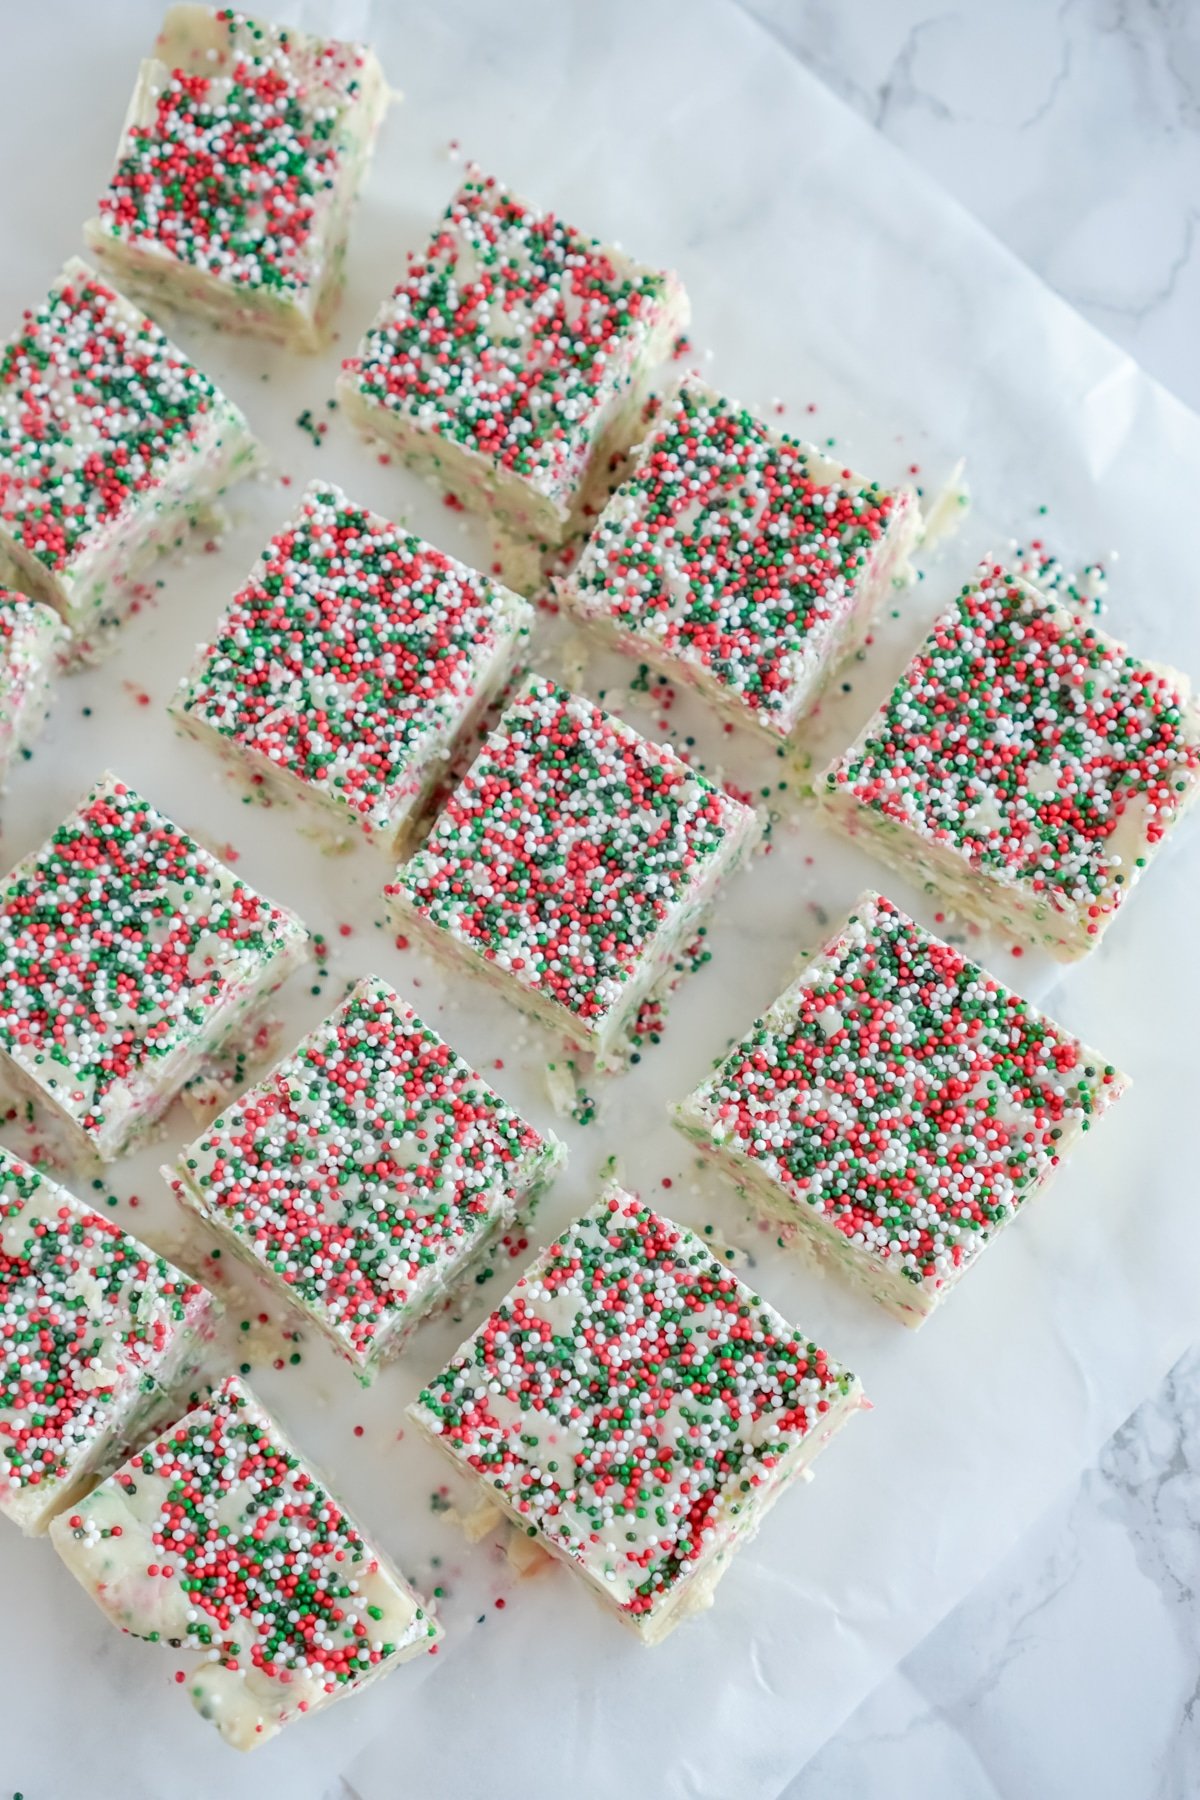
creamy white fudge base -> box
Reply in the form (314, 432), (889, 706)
(338, 285), (688, 546)
(0, 400), (260, 661)
(0, 1154), (220, 1535)
(561, 430), (923, 747)
(413, 1376), (863, 1643)
(410, 1190), (863, 1642)
(49, 1379), (438, 1749)
(819, 580), (1200, 959)
(84, 33), (389, 352)
(389, 798), (760, 1065)
(170, 582), (531, 855)
(0, 934), (309, 1169)
(673, 892), (1130, 1321)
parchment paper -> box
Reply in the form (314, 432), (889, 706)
(1, 3), (1197, 1797)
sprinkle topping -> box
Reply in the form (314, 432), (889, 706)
(344, 173), (677, 500)
(416, 1190), (856, 1619)
(175, 485), (528, 837)
(570, 383), (901, 728)
(684, 894), (1126, 1292)
(827, 567), (1200, 914)
(389, 675), (753, 1031)
(95, 13), (375, 300)
(63, 1376), (430, 1685)
(0, 775), (306, 1144)
(175, 979), (557, 1365)
(0, 262), (225, 576)
(0, 1146), (209, 1508)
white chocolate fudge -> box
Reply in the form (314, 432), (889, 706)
(50, 1374), (440, 1749)
(337, 172), (689, 544)
(0, 773), (308, 1164)
(167, 976), (565, 1382)
(0, 588), (68, 789)
(84, 5), (390, 350)
(411, 1186), (863, 1644)
(559, 380), (922, 742)
(170, 481), (533, 850)
(0, 259), (260, 655)
(674, 892), (1129, 1325)
(386, 674), (760, 1062)
(0, 1145), (218, 1534)
(819, 565), (1200, 957)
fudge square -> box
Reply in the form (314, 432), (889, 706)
(673, 892), (1129, 1326)
(337, 172), (689, 544)
(411, 1187), (863, 1644)
(0, 588), (68, 790)
(820, 564), (1200, 958)
(51, 1374), (441, 1750)
(0, 1144), (218, 1535)
(84, 5), (390, 351)
(166, 976), (566, 1382)
(0, 773), (308, 1164)
(386, 674), (759, 1061)
(559, 380), (922, 742)
(171, 481), (533, 850)
(0, 258), (259, 652)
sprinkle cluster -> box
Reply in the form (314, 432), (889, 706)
(0, 263), (226, 576)
(685, 894), (1126, 1293)
(826, 567), (1200, 922)
(344, 174), (678, 499)
(95, 14), (373, 299)
(0, 1146), (209, 1511)
(569, 383), (902, 730)
(0, 776), (306, 1145)
(175, 484), (528, 838)
(389, 676), (753, 1033)
(416, 1191), (856, 1621)
(64, 1377), (430, 1686)
(174, 978), (558, 1369)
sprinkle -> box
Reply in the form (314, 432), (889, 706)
(412, 1188), (862, 1641)
(339, 172), (688, 541)
(52, 1376), (439, 1746)
(675, 893), (1128, 1321)
(87, 11), (388, 349)
(172, 483), (532, 848)
(168, 978), (564, 1381)
(0, 773), (308, 1159)
(562, 382), (918, 741)
(0, 261), (257, 639)
(822, 564), (1200, 957)
(0, 1145), (215, 1533)
(387, 674), (758, 1058)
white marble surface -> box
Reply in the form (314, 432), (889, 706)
(740, 0), (1200, 414)
(735, 4), (1200, 1794)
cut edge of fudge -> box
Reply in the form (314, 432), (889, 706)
(0, 590), (69, 789)
(409, 1185), (865, 1644)
(83, 6), (391, 351)
(49, 1373), (441, 1749)
(164, 974), (567, 1381)
(0, 771), (310, 1166)
(672, 890), (1131, 1326)
(818, 566), (1200, 960)
(168, 480), (535, 852)
(336, 174), (690, 546)
(0, 258), (262, 659)
(0, 1144), (220, 1535)
(385, 672), (762, 1063)
(558, 378), (923, 744)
